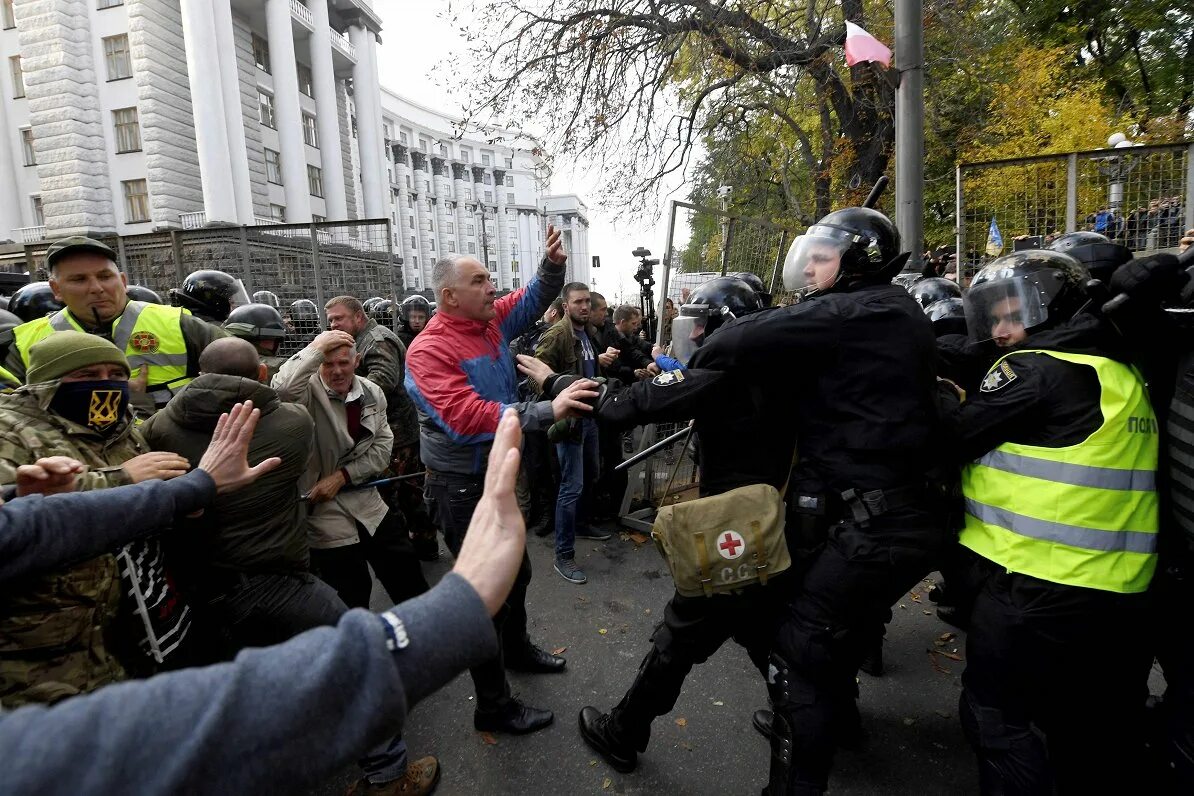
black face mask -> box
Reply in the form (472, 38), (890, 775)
(50, 380), (130, 436)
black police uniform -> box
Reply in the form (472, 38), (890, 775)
(940, 318), (1155, 795)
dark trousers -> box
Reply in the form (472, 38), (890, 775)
(770, 509), (942, 794)
(384, 442), (437, 535)
(197, 571), (349, 653)
(1154, 549), (1194, 792)
(595, 424), (628, 517)
(960, 562), (1152, 795)
(518, 430), (558, 533)
(310, 510), (430, 609)
(608, 579), (787, 751)
(425, 469), (533, 711)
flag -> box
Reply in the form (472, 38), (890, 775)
(844, 21), (893, 68)
(985, 217), (1004, 257)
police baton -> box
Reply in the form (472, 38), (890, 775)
(301, 471), (426, 501)
(1102, 244), (1194, 314)
(862, 175), (889, 209)
(614, 422), (694, 471)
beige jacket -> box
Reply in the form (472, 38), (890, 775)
(272, 346), (393, 549)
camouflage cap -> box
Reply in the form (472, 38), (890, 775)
(26, 331), (129, 384)
(46, 236), (118, 270)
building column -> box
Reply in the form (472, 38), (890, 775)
(180, 0), (237, 223)
(307, 0), (348, 220)
(493, 169), (510, 290)
(570, 215), (585, 284)
(210, 0), (255, 224)
(265, 0), (311, 222)
(0, 98), (22, 239)
(411, 152), (432, 284)
(349, 24), (384, 218)
(452, 163), (470, 253)
(431, 157), (453, 256)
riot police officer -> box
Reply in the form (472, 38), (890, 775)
(731, 271), (773, 307)
(252, 290), (280, 308)
(125, 285), (164, 305)
(908, 276), (962, 310)
(224, 303), (288, 377)
(169, 269), (250, 324)
(7, 281), (64, 323)
(284, 298), (322, 357)
(945, 250), (1158, 794)
(398, 295), (431, 348)
(1047, 230), (1133, 284)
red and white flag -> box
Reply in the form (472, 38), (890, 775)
(843, 21), (892, 68)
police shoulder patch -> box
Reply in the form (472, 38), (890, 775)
(652, 369), (686, 387)
(980, 360), (1018, 393)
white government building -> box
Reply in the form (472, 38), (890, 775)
(0, 0), (591, 294)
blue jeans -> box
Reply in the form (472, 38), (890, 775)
(554, 418), (599, 560)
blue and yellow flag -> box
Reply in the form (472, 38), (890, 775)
(985, 217), (1004, 257)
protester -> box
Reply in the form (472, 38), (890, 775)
(0, 409), (529, 796)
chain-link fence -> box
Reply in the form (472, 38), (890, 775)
(9, 220), (398, 356)
(958, 142), (1194, 278)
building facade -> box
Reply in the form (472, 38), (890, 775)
(0, 0), (593, 297)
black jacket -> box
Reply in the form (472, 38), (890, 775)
(593, 318), (652, 383)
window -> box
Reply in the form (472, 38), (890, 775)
(463, 187), (472, 200)
(448, 241), (455, 252)
(103, 34), (131, 80)
(445, 221), (454, 234)
(2, 0), (14, 29)
(302, 113), (318, 147)
(31, 195), (43, 225)
(488, 259), (497, 272)
(122, 179), (150, 223)
(506, 193), (514, 204)
(439, 143), (448, 156)
(410, 235), (416, 249)
(484, 191), (492, 203)
(270, 204), (286, 222)
(505, 175), (514, 187)
(412, 255), (418, 267)
(483, 173), (492, 186)
(512, 277), (520, 289)
(297, 63), (313, 97)
(9, 56), (23, 98)
(429, 239), (435, 251)
(418, 137), (429, 152)
(505, 157), (514, 169)
(265, 149), (282, 184)
(408, 215), (414, 228)
(20, 128), (34, 166)
(113, 107), (140, 153)
(399, 131), (408, 144)
(258, 91), (275, 128)
(307, 165), (323, 197)
(405, 175), (411, 188)
(423, 180), (430, 193)
(482, 153), (491, 166)
(252, 34), (270, 73)
(313, 214), (325, 223)
(97, 0), (123, 9)
(459, 146), (471, 163)
(467, 242), (476, 254)
(466, 224), (475, 236)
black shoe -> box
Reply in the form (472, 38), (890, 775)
(936, 605), (970, 632)
(858, 644), (884, 677)
(575, 526), (613, 541)
(505, 643), (567, 674)
(531, 522), (555, 538)
(578, 706), (637, 773)
(474, 700), (554, 735)
(752, 709), (774, 741)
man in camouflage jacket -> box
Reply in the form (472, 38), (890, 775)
(0, 332), (194, 706)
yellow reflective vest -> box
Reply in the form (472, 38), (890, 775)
(960, 349), (1159, 594)
(12, 301), (191, 407)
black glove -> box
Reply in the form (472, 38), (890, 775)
(1107, 253), (1186, 309)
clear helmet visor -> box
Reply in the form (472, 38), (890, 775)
(782, 226), (853, 293)
(669, 307), (711, 365)
(963, 274), (1054, 345)
(229, 279), (252, 312)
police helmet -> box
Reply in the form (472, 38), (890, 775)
(908, 277), (963, 310)
(401, 295), (432, 330)
(125, 285), (163, 305)
(1046, 231), (1132, 284)
(225, 303), (287, 356)
(290, 298), (321, 323)
(252, 290), (280, 308)
(9, 281), (65, 323)
(169, 270), (250, 322)
(924, 298), (967, 338)
(964, 250), (1089, 345)
(671, 276), (763, 364)
(362, 297), (384, 314)
(0, 308), (22, 332)
(783, 206), (906, 294)
(370, 298), (396, 326)
(892, 272), (922, 291)
(730, 272), (773, 307)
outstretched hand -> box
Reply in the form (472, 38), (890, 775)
(197, 400), (282, 494)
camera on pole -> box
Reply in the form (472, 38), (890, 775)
(632, 246), (660, 339)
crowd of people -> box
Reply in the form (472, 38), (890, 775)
(1, 198), (1194, 796)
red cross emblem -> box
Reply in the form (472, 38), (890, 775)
(717, 530), (745, 560)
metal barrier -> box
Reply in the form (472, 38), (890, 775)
(619, 421), (700, 533)
(957, 142), (1194, 277)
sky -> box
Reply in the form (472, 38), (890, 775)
(372, 0), (691, 305)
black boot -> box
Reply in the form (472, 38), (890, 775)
(578, 706), (638, 773)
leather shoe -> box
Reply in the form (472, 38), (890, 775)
(505, 644), (566, 673)
(474, 700), (554, 735)
(752, 709), (774, 741)
(578, 706), (637, 773)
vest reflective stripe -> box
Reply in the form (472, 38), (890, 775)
(977, 450), (1156, 492)
(0, 365), (17, 386)
(960, 350), (1159, 594)
(12, 302), (192, 405)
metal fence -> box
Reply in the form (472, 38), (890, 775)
(957, 142), (1194, 276)
(618, 421), (699, 532)
(9, 219), (398, 356)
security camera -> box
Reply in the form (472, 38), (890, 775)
(716, 185), (733, 199)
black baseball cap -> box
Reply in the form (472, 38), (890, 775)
(46, 236), (118, 270)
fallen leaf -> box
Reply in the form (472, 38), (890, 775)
(598, 628), (608, 635)
(602, 777), (612, 790)
(933, 639), (947, 647)
(675, 717), (687, 727)
(939, 651), (963, 662)
(909, 592), (922, 603)
(899, 603), (907, 609)
(589, 760), (597, 767)
(922, 610), (933, 615)
(629, 532), (649, 545)
(480, 732), (498, 745)
(927, 650), (952, 675)
(903, 717), (916, 726)
(644, 608), (651, 615)
(713, 701), (724, 706)
(938, 632), (956, 642)
(552, 647), (568, 655)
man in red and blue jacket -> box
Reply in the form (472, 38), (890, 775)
(405, 225), (598, 736)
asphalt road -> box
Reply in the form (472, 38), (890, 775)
(313, 524), (988, 796)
